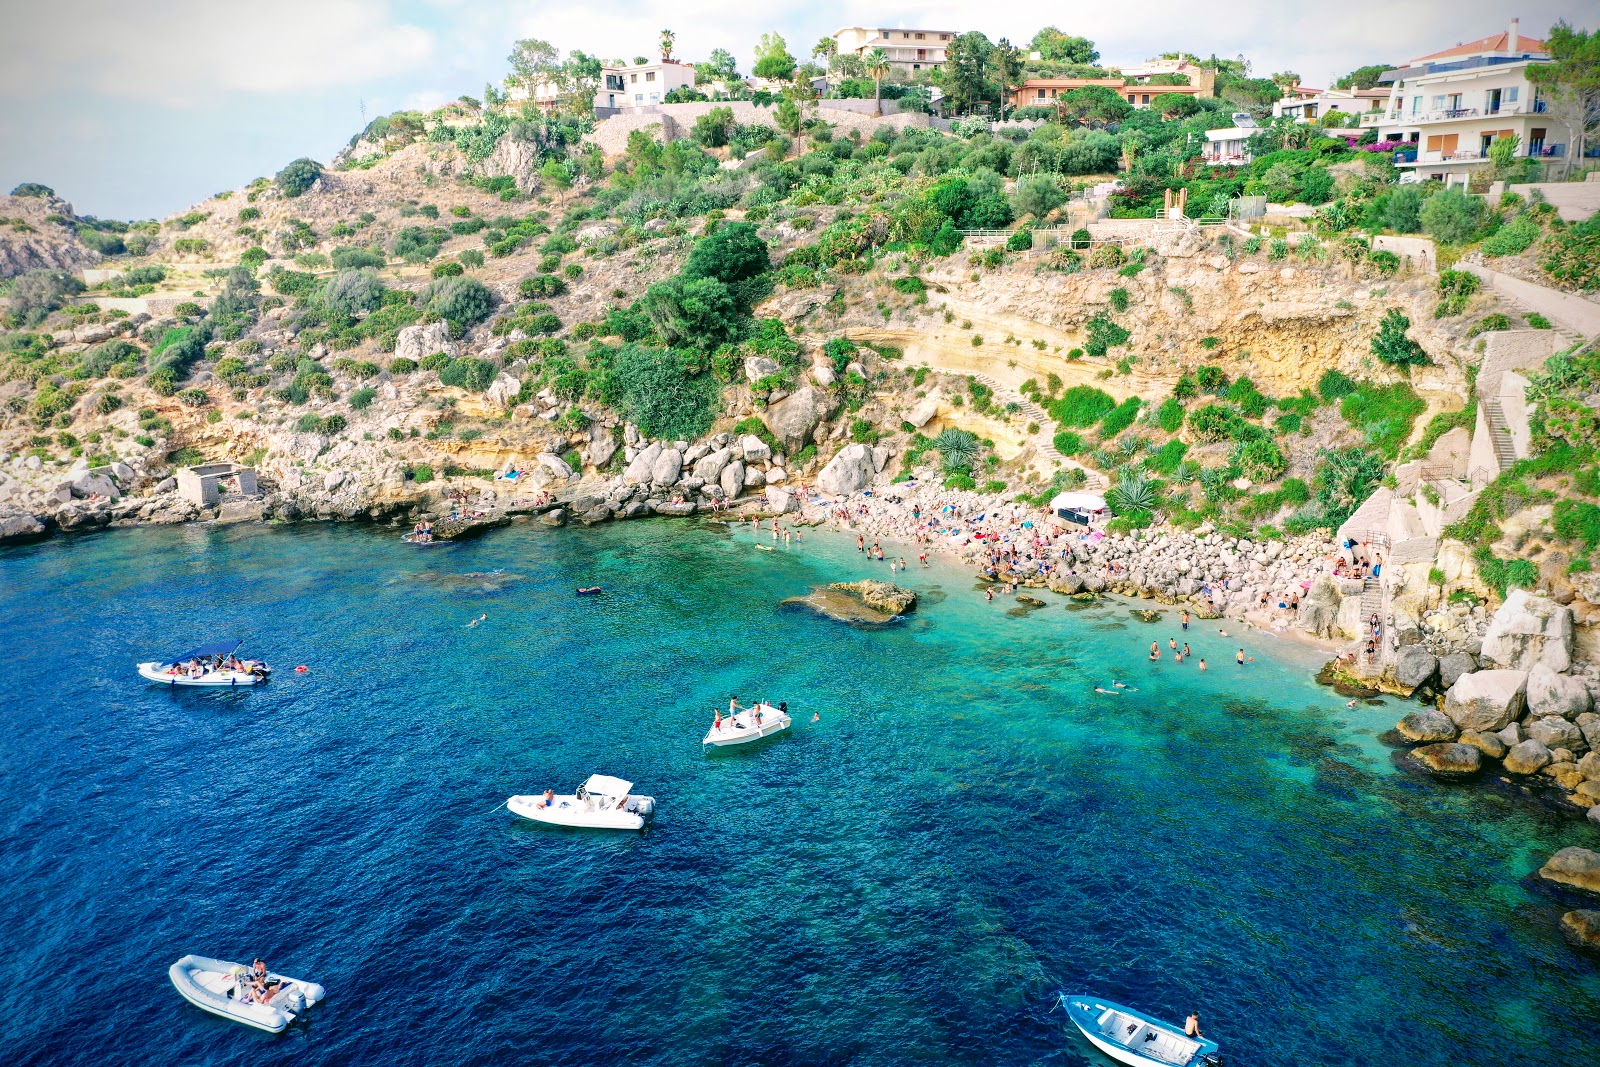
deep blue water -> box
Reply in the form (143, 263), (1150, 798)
(2, 518), (1598, 1066)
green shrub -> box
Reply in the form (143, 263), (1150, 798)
(1053, 430), (1082, 455)
(1156, 396), (1185, 433)
(608, 343), (719, 440)
(1420, 187), (1489, 244)
(1099, 397), (1141, 437)
(1234, 437), (1286, 480)
(1371, 308), (1429, 367)
(1108, 287), (1129, 313)
(1226, 376), (1270, 418)
(1540, 215), (1600, 290)
(1188, 403), (1241, 442)
(274, 157), (323, 198)
(422, 276), (495, 333)
(1318, 368), (1357, 401)
(1340, 380), (1425, 459)
(1526, 312), (1552, 330)
(1480, 214), (1539, 257)
(1434, 269), (1480, 316)
(348, 386), (377, 411)
(1083, 312), (1130, 358)
(330, 246), (384, 270)
(519, 274), (567, 299)
(1049, 385), (1116, 427)
(409, 464), (435, 484)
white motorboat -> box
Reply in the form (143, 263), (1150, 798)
(703, 702), (792, 747)
(169, 955), (325, 1034)
(137, 640), (270, 687)
(508, 774), (655, 830)
(1060, 994), (1221, 1067)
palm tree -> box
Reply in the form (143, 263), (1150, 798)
(866, 48), (891, 116)
(659, 29), (675, 63)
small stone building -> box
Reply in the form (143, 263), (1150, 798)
(177, 463), (259, 507)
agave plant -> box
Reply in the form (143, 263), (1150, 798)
(1111, 470), (1157, 515)
(932, 428), (979, 471)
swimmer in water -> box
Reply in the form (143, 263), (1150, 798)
(1346, 698), (1359, 708)
(1095, 687), (1120, 694)
(466, 613), (487, 628)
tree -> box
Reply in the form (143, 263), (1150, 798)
(1055, 85), (1130, 127)
(9, 182), (53, 198)
(1029, 28), (1098, 65)
(940, 32), (997, 115)
(812, 37), (837, 64)
(691, 106), (736, 147)
(994, 38), (1026, 117)
(696, 48), (740, 86)
(609, 343), (719, 440)
(1010, 174), (1067, 218)
(5, 268), (83, 325)
(1270, 71), (1302, 89)
(540, 159), (572, 205)
(659, 28), (675, 62)
(754, 33), (796, 82)
(643, 276), (744, 350)
(1527, 21), (1600, 177)
(1371, 308), (1430, 366)
(1335, 64), (1391, 90)
(507, 38), (560, 92)
(555, 51), (603, 117)
(866, 48), (891, 115)
(274, 158), (323, 198)
(1314, 448), (1384, 525)
(1383, 185), (1424, 232)
(683, 221), (771, 296)
(1488, 134), (1521, 177)
(1159, 94), (1203, 120)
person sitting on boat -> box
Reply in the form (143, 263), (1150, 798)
(1184, 1011), (1202, 1038)
(536, 788), (555, 809)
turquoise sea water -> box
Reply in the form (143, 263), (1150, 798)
(2, 518), (1598, 1066)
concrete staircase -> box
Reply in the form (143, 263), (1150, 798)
(1480, 396), (1519, 472)
(1487, 287), (1585, 347)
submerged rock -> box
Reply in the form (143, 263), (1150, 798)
(782, 586), (897, 626)
(1458, 730), (1508, 760)
(1560, 910), (1600, 953)
(1538, 847), (1600, 895)
(1503, 738), (1553, 775)
(1407, 742), (1482, 778)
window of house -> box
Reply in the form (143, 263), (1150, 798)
(1431, 95), (1445, 108)
(635, 93), (643, 102)
(630, 73), (637, 83)
(645, 72), (655, 82)
(915, 33), (924, 39)
(940, 34), (949, 40)
(1505, 86), (1518, 102)
(902, 32), (910, 38)
(1411, 96), (1422, 114)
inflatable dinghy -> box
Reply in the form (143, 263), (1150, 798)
(169, 955), (325, 1033)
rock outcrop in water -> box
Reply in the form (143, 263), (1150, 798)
(829, 580), (916, 616)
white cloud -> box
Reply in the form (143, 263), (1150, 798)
(0, 0), (435, 106)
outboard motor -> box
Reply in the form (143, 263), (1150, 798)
(1202, 1055), (1224, 1067)
(277, 987), (308, 1016)
(634, 797), (655, 816)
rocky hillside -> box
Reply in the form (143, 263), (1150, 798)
(0, 190), (109, 279)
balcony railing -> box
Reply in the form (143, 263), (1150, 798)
(1201, 152), (1250, 165)
(1363, 101), (1543, 126)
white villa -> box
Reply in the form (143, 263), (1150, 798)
(594, 59), (696, 112)
(1368, 19), (1564, 185)
(833, 26), (957, 74)
(1272, 86), (1390, 124)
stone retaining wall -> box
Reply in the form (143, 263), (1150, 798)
(586, 102), (932, 156)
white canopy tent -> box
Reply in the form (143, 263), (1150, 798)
(1050, 492), (1108, 513)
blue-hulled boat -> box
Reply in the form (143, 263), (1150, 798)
(1060, 994), (1221, 1067)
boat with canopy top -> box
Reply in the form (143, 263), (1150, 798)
(508, 774), (655, 830)
(137, 640), (271, 686)
(1059, 994), (1221, 1067)
(703, 702), (792, 747)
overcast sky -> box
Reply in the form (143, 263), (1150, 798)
(0, 0), (1590, 220)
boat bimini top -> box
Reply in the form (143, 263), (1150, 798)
(578, 774), (633, 800)
(158, 639), (244, 668)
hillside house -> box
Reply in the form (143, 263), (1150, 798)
(594, 60), (696, 112)
(833, 26), (957, 74)
(1369, 19), (1570, 185)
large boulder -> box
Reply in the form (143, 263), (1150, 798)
(650, 447), (682, 487)
(906, 393), (941, 428)
(484, 372), (521, 411)
(1408, 742), (1482, 777)
(1526, 664), (1594, 720)
(71, 472), (120, 501)
(1443, 669), (1528, 733)
(0, 513), (46, 542)
(828, 580), (917, 615)
(739, 435), (772, 464)
(394, 320), (453, 363)
(1503, 738), (1553, 775)
(816, 443), (877, 496)
(744, 355), (780, 382)
(1458, 730), (1508, 760)
(1527, 715), (1587, 755)
(1297, 575), (1341, 639)
(623, 442), (663, 486)
(692, 446), (733, 484)
(1538, 847), (1600, 895)
(1396, 709), (1458, 743)
(765, 485), (795, 514)
(586, 425), (618, 469)
(719, 460), (746, 500)
(535, 453), (576, 483)
(1438, 652), (1479, 689)
(1480, 589), (1575, 673)
(764, 386), (836, 453)
(1393, 646), (1439, 693)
